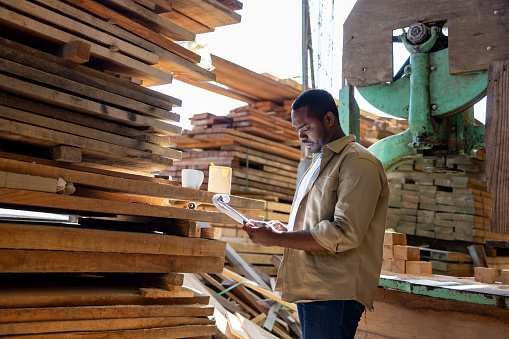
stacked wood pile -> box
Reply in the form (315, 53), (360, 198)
(0, 0), (259, 337)
(385, 157), (504, 244)
(167, 110), (302, 203)
(382, 232), (432, 276)
(419, 248), (474, 277)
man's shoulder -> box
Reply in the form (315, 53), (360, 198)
(342, 142), (384, 168)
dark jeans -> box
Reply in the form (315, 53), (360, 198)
(297, 300), (365, 339)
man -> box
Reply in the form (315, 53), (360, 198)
(243, 89), (389, 338)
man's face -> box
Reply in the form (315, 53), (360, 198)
(291, 106), (329, 154)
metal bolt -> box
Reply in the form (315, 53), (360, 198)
(362, 68), (367, 71)
(431, 104), (438, 110)
(487, 46), (493, 51)
(430, 66), (437, 72)
(494, 10), (499, 15)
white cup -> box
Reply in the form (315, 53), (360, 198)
(181, 169), (204, 190)
(208, 166), (232, 194)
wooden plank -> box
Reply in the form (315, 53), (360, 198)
(0, 188), (249, 225)
(0, 249), (225, 273)
(0, 6), (173, 86)
(0, 316), (214, 336)
(139, 288), (195, 298)
(160, 11), (214, 34)
(486, 60), (509, 235)
(0, 117), (175, 171)
(0, 37), (179, 109)
(222, 268), (297, 312)
(0, 223), (226, 257)
(0, 52), (176, 122)
(0, 325), (218, 338)
(169, 0), (241, 28)
(1, 0), (159, 65)
(0, 171), (61, 193)
(0, 105), (180, 159)
(0, 157), (266, 209)
(96, 0), (195, 41)
(0, 304), (214, 323)
(57, 40), (90, 64)
(0, 93), (169, 147)
(0, 74), (180, 135)
(225, 244), (270, 289)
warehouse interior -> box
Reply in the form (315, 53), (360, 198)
(0, 0), (508, 338)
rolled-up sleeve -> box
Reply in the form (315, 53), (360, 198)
(309, 158), (383, 254)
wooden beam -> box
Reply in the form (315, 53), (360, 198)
(485, 60), (509, 235)
(0, 37), (180, 108)
(0, 157), (266, 209)
(0, 187), (245, 224)
(57, 40), (90, 64)
(0, 223), (226, 257)
(169, 0), (241, 28)
(0, 7), (172, 86)
(0, 249), (225, 273)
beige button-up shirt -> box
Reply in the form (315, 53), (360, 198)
(275, 135), (389, 310)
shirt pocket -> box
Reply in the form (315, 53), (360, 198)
(313, 175), (339, 192)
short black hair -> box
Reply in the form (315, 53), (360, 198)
(292, 89), (339, 121)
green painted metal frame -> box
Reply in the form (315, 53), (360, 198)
(379, 275), (509, 308)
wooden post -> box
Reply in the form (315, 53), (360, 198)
(485, 60), (509, 235)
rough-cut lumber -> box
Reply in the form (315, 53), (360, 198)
(0, 75), (180, 135)
(0, 37), (179, 109)
(486, 60), (509, 235)
(0, 188), (237, 224)
(0, 249), (225, 273)
(0, 0), (159, 65)
(0, 116), (174, 171)
(384, 232), (407, 246)
(0, 316), (214, 336)
(474, 267), (497, 284)
(0, 6), (173, 86)
(222, 268), (297, 311)
(0, 171), (62, 193)
(170, 0), (241, 28)
(95, 0), (195, 41)
(57, 40), (90, 64)
(0, 157), (265, 210)
(139, 288), (195, 299)
(0, 304), (213, 323)
(0, 223), (226, 257)
(405, 261), (432, 275)
(0, 106), (178, 159)
(0, 325), (218, 338)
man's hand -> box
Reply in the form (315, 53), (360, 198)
(242, 219), (286, 246)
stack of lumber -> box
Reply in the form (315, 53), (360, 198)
(419, 248), (474, 277)
(168, 111), (301, 202)
(382, 232), (432, 276)
(0, 273), (220, 338)
(362, 113), (409, 147)
(385, 160), (503, 244)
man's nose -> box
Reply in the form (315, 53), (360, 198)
(298, 130), (307, 140)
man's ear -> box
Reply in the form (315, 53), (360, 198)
(324, 111), (335, 126)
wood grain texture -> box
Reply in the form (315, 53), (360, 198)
(485, 60), (509, 235)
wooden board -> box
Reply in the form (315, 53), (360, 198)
(0, 249), (225, 273)
(0, 324), (218, 338)
(0, 106), (179, 159)
(169, 0), (241, 28)
(0, 37), (179, 108)
(485, 60), (509, 235)
(343, 0), (509, 86)
(0, 223), (226, 257)
(0, 304), (214, 323)
(0, 74), (180, 135)
(0, 188), (238, 224)
(0, 316), (214, 336)
(0, 7), (173, 86)
(0, 116), (174, 172)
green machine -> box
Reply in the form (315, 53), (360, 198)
(340, 21), (487, 174)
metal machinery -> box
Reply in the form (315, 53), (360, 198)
(361, 21), (486, 173)
(338, 0), (508, 175)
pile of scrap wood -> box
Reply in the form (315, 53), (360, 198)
(185, 242), (301, 338)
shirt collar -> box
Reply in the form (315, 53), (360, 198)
(322, 134), (356, 154)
